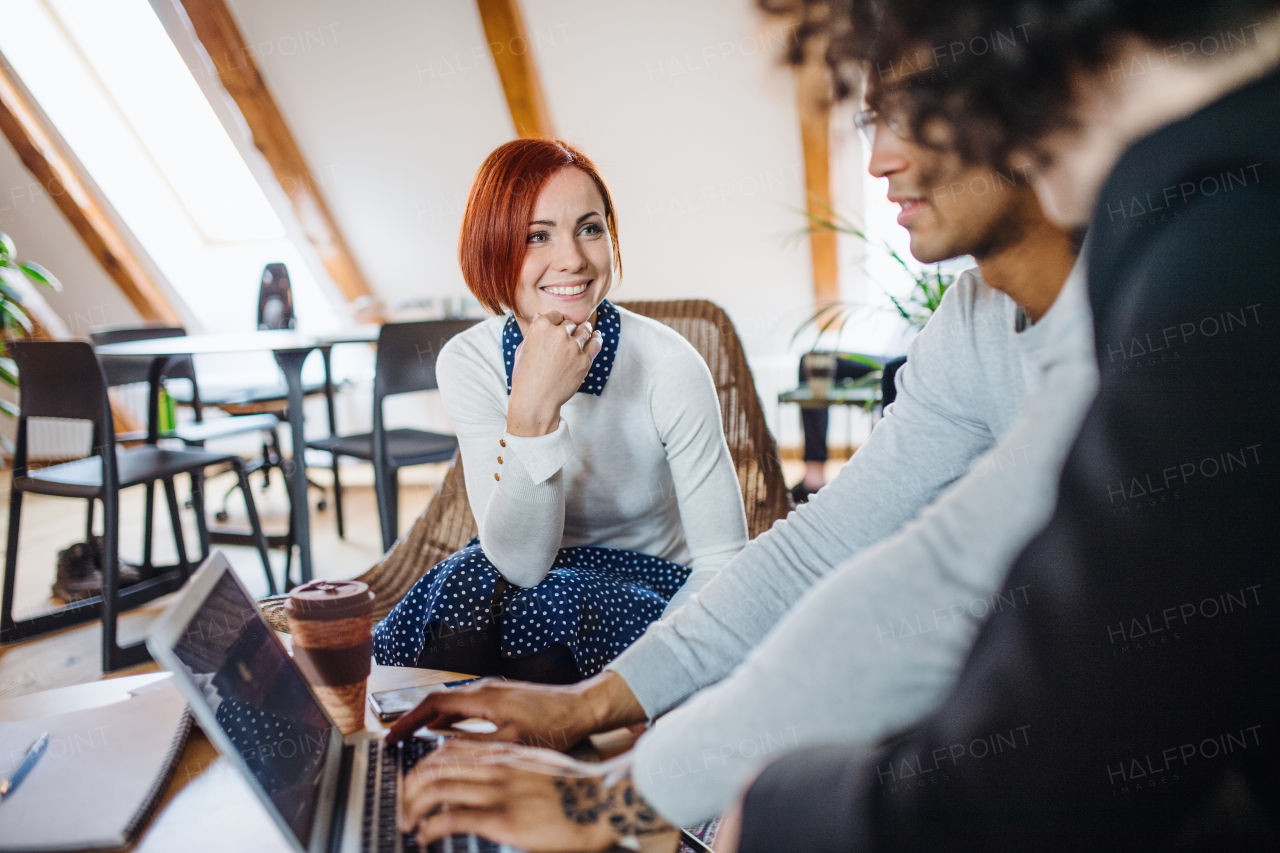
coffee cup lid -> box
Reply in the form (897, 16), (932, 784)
(285, 580), (374, 620)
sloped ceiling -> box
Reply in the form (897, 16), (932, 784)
(0, 136), (144, 334)
(223, 0), (513, 313)
(223, 0), (812, 358)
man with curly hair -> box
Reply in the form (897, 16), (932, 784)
(723, 1), (1280, 850)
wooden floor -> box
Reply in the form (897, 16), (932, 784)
(0, 450), (841, 703)
(0, 460), (450, 701)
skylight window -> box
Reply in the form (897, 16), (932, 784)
(0, 0), (344, 334)
(46, 0), (283, 242)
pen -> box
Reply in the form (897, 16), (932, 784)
(0, 732), (49, 800)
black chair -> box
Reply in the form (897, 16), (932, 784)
(0, 341), (274, 671)
(882, 355), (908, 408)
(91, 325), (283, 449)
(258, 262), (296, 330)
(93, 326), (284, 560)
(159, 264), (333, 518)
(307, 320), (477, 552)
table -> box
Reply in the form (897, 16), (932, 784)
(95, 329), (379, 587)
(777, 379), (882, 454)
(0, 668), (679, 853)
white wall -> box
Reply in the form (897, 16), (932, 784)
(220, 0), (823, 444)
(222, 0), (516, 313)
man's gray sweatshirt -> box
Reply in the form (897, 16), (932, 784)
(608, 263), (1098, 825)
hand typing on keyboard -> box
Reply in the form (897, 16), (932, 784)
(385, 672), (645, 752)
(397, 739), (671, 851)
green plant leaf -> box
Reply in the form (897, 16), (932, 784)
(0, 355), (18, 387)
(0, 300), (34, 335)
(837, 353), (885, 370)
(789, 302), (851, 346)
(17, 260), (61, 291)
(790, 204), (957, 336)
(0, 268), (38, 335)
(793, 203), (871, 239)
(0, 398), (18, 417)
(817, 306), (850, 335)
(0, 232), (14, 259)
(885, 292), (912, 323)
(0, 279), (23, 304)
(0, 267), (27, 301)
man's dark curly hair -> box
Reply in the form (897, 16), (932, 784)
(760, 0), (1280, 164)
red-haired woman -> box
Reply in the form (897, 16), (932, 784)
(372, 140), (748, 682)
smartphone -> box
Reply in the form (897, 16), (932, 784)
(368, 677), (485, 722)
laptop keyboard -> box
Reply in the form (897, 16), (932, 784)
(362, 739), (506, 853)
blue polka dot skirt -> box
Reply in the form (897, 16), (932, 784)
(373, 539), (690, 677)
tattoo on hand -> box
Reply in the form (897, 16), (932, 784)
(554, 772), (669, 837)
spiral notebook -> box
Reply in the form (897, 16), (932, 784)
(0, 682), (191, 851)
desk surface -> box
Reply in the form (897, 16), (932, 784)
(315, 325), (383, 346)
(0, 667), (678, 853)
(778, 383), (880, 406)
(94, 328), (379, 357)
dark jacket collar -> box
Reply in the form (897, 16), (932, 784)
(1089, 65), (1280, 324)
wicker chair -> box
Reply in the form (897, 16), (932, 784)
(259, 299), (790, 631)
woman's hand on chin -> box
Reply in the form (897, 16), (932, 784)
(507, 311), (603, 437)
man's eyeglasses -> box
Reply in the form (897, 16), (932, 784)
(853, 109), (907, 147)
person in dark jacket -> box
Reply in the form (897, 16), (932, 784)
(724, 1), (1280, 850)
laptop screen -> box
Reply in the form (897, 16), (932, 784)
(169, 569), (335, 848)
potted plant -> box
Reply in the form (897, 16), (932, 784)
(0, 230), (62, 450)
(793, 205), (954, 345)
(790, 206), (955, 402)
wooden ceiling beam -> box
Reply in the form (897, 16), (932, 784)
(176, 0), (377, 309)
(797, 60), (839, 303)
(476, 0), (555, 139)
(0, 49), (182, 326)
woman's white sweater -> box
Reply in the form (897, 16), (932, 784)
(436, 305), (748, 610)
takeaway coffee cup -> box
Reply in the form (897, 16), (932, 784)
(285, 579), (376, 734)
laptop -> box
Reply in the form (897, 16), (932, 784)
(148, 551), (523, 853)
